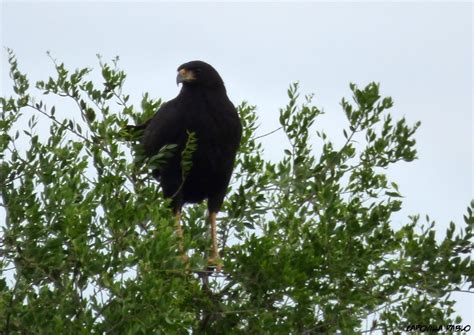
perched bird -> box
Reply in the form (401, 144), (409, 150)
(129, 61), (242, 270)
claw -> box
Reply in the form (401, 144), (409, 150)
(207, 255), (223, 272)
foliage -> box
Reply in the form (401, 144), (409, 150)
(0, 50), (472, 334)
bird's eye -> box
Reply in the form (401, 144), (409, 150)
(195, 68), (202, 73)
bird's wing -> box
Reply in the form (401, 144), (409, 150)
(142, 100), (184, 157)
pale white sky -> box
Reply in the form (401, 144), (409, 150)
(1, 0), (472, 327)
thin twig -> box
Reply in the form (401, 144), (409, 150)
(253, 126), (282, 140)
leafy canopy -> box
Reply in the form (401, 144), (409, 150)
(0, 50), (472, 333)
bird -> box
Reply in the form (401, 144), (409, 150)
(128, 61), (242, 271)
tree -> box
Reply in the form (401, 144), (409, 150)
(0, 50), (472, 334)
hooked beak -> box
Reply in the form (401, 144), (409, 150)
(176, 68), (195, 85)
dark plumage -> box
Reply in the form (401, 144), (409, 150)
(131, 60), (242, 269)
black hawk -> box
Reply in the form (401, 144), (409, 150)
(130, 61), (242, 270)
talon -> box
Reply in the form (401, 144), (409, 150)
(207, 255), (223, 272)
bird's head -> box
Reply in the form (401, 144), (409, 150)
(176, 61), (225, 89)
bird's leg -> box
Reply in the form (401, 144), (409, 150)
(207, 211), (222, 271)
(175, 210), (188, 264)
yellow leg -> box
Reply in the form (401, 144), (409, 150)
(175, 211), (188, 263)
(207, 211), (222, 271)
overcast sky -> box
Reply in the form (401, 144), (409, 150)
(1, 0), (472, 326)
